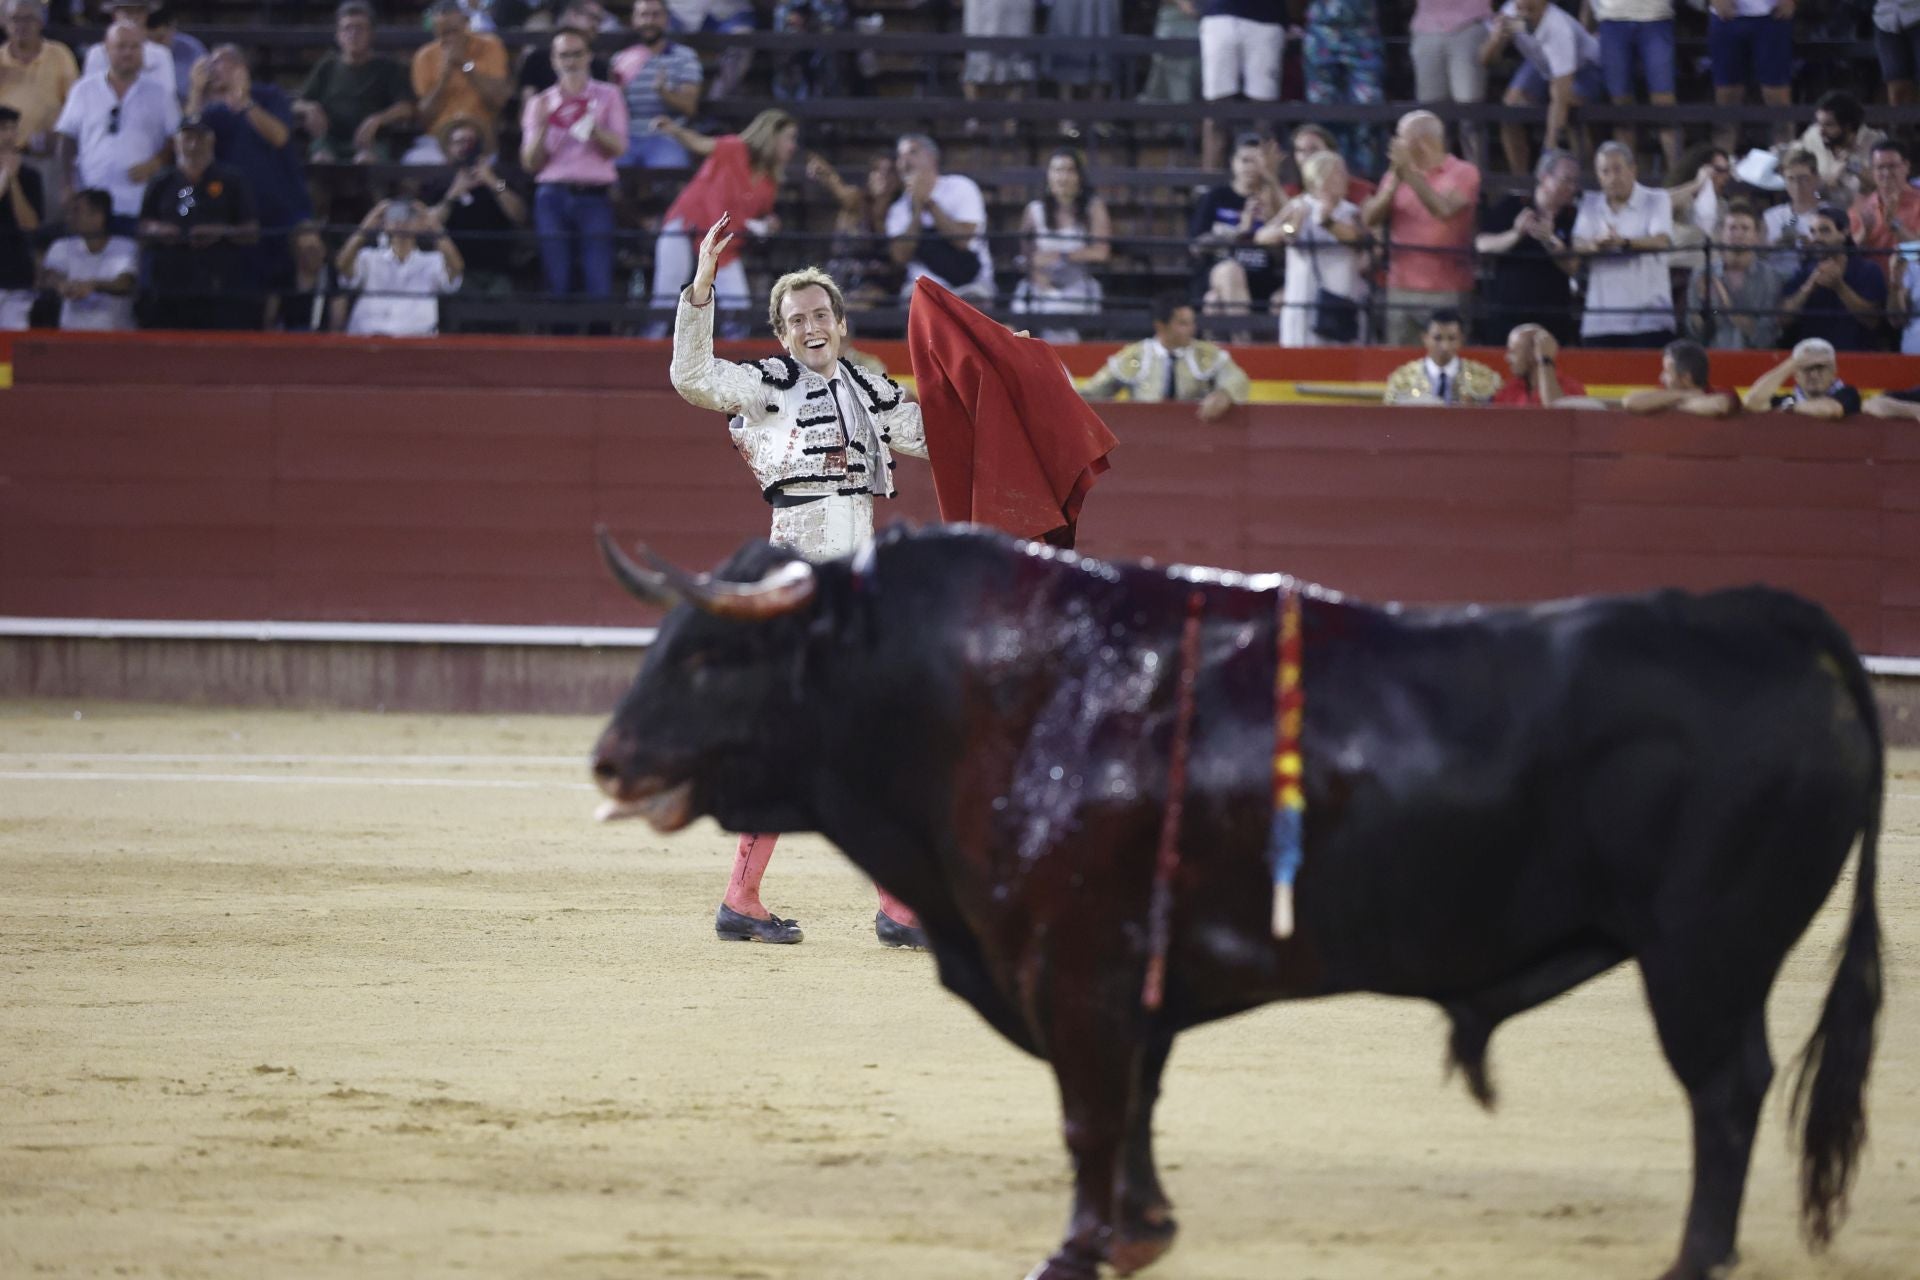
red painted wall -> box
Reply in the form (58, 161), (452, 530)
(4, 334), (1916, 657)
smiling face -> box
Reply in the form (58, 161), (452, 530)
(777, 284), (846, 375)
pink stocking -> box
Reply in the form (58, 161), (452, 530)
(875, 885), (919, 929)
(724, 833), (778, 918)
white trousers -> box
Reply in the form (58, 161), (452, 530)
(769, 494), (873, 560)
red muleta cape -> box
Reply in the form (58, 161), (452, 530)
(905, 277), (1117, 546)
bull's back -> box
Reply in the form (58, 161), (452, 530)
(1290, 585), (1875, 997)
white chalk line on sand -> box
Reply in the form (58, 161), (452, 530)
(0, 770), (596, 792)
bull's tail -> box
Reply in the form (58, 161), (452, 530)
(1787, 615), (1884, 1249)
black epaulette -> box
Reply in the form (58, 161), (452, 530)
(756, 356), (802, 389)
(841, 359), (902, 412)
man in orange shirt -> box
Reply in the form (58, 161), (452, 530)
(1849, 139), (1920, 265)
(412, 0), (511, 143)
(1361, 108), (1481, 346)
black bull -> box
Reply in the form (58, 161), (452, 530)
(590, 525), (1882, 1280)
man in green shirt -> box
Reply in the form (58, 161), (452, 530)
(292, 0), (414, 162)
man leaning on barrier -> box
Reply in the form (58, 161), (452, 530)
(1741, 339), (1862, 418)
(1622, 338), (1738, 417)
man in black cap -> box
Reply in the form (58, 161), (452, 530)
(136, 113), (259, 328)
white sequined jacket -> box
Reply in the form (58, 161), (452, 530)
(670, 288), (927, 502)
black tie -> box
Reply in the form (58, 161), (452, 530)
(1163, 353), (1177, 400)
(1436, 370), (1451, 403)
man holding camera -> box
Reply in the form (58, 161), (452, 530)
(336, 196), (463, 336)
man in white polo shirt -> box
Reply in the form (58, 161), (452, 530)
(53, 19), (177, 225)
(885, 132), (994, 302)
(80, 0), (178, 100)
(1482, 0), (1605, 176)
(1572, 140), (1675, 347)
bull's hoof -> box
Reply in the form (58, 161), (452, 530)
(1107, 1223), (1177, 1276)
(1022, 1243), (1102, 1280)
(715, 903), (803, 944)
(1655, 1249), (1739, 1280)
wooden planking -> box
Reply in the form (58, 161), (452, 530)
(7, 480), (280, 527)
(1571, 455), (1882, 509)
(269, 573), (602, 624)
(1574, 415), (1882, 460)
(1570, 504), (1881, 559)
(1240, 448), (1572, 508)
(274, 480), (597, 532)
(270, 526), (603, 579)
(1273, 545), (1573, 606)
(1245, 405), (1577, 455)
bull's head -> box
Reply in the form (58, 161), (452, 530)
(590, 528), (826, 835)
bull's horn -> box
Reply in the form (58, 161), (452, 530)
(596, 527), (681, 607)
(641, 547), (818, 621)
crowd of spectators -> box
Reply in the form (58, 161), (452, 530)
(2, 0), (1920, 370)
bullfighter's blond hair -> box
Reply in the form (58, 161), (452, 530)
(768, 268), (847, 337)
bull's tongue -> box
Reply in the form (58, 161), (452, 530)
(594, 781), (694, 831)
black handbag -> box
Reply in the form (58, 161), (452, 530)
(1304, 222), (1360, 344)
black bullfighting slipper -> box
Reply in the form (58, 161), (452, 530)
(874, 910), (928, 951)
(715, 903), (803, 944)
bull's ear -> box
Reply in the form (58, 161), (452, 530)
(596, 527), (682, 608)
(642, 548), (818, 622)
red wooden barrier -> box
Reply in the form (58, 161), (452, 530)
(3, 334), (1914, 659)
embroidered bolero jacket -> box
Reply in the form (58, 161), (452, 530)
(670, 288), (927, 501)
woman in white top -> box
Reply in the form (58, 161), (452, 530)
(1264, 149), (1369, 346)
(1011, 148), (1111, 341)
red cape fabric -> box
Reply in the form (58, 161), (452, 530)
(906, 276), (1117, 544)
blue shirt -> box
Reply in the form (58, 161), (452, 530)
(1783, 254), (1888, 352)
(202, 84), (312, 231)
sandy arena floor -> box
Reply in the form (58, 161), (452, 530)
(0, 700), (1916, 1280)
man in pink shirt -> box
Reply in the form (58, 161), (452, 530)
(1361, 108), (1481, 345)
(1850, 139), (1920, 267)
(520, 26), (627, 298)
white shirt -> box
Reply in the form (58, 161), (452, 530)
(345, 244), (460, 336)
(1592, 0), (1672, 19)
(1573, 183), (1674, 337)
(1762, 202), (1814, 277)
(54, 72), (181, 217)
(1729, 0), (1777, 16)
(82, 41), (178, 101)
(1502, 0), (1601, 78)
(885, 172), (995, 299)
(1423, 356), (1463, 401)
(41, 234), (140, 330)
